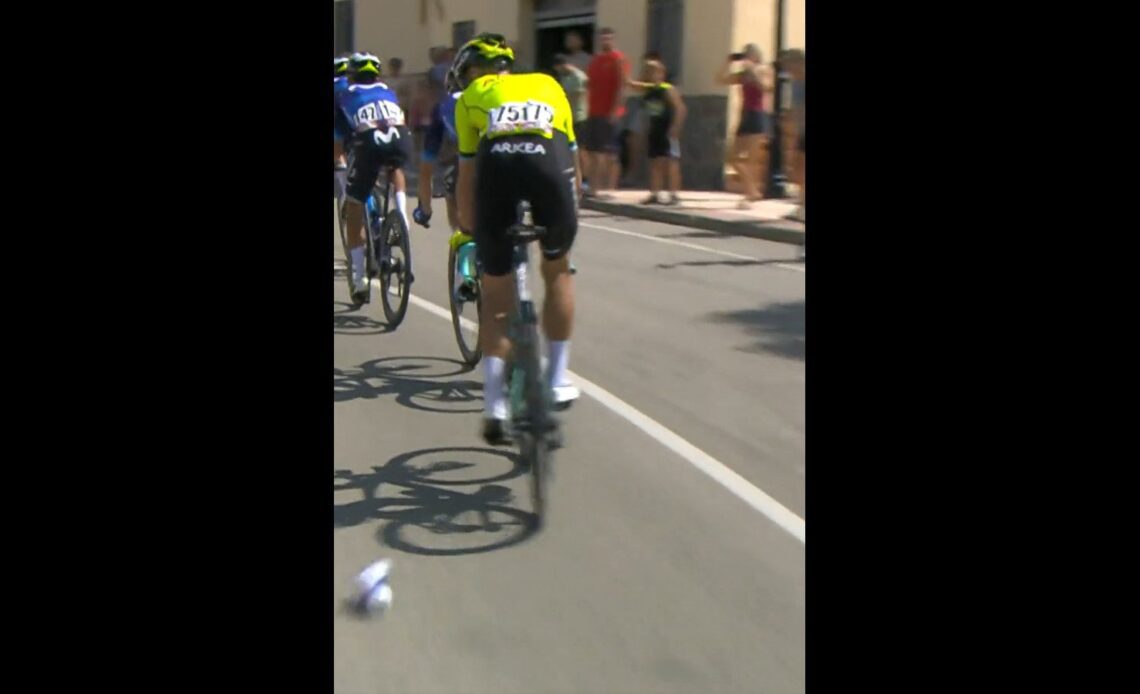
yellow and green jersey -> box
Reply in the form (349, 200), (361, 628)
(455, 72), (578, 158)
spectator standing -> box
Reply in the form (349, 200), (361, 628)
(427, 46), (452, 102)
(563, 30), (593, 74)
(716, 43), (774, 208)
(387, 57), (413, 116)
(553, 54), (589, 143)
(618, 51), (665, 187)
(784, 49), (806, 224)
(628, 59), (686, 205)
(387, 57), (404, 79)
(583, 27), (628, 198)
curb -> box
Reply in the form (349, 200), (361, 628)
(580, 198), (805, 246)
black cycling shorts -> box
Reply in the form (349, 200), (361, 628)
(345, 125), (411, 202)
(474, 133), (578, 277)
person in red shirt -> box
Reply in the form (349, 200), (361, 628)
(582, 27), (628, 198)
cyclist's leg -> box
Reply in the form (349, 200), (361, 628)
(386, 126), (412, 228)
(444, 164), (460, 231)
(527, 140), (579, 402)
(443, 164), (476, 300)
(471, 145), (521, 433)
(345, 134), (383, 293)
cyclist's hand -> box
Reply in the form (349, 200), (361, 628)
(413, 205), (432, 228)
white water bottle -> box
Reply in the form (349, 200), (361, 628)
(355, 559), (393, 613)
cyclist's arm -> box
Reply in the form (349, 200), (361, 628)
(455, 97), (480, 232)
(334, 98), (352, 140)
(419, 104), (445, 210)
(555, 85), (583, 198)
(715, 57), (741, 86)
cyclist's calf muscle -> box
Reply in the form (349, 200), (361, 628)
(457, 158), (477, 233)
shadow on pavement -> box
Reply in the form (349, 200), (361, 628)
(334, 300), (394, 335)
(656, 258), (800, 270)
(334, 446), (536, 556)
(661, 229), (734, 241)
(707, 300), (804, 361)
(334, 356), (481, 413)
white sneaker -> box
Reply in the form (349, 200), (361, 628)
(552, 383), (580, 409)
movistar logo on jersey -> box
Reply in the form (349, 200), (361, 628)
(490, 141), (547, 155)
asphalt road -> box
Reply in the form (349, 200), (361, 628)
(333, 202), (805, 694)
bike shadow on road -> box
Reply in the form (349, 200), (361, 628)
(656, 257), (802, 270)
(706, 300), (804, 361)
(334, 356), (482, 413)
(334, 446), (537, 556)
(333, 300), (394, 336)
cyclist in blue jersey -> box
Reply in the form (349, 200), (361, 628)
(333, 55), (352, 201)
(336, 52), (413, 304)
(413, 79), (474, 300)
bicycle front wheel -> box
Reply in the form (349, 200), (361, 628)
(523, 431), (548, 527)
(517, 334), (553, 526)
(379, 210), (412, 327)
(448, 245), (482, 366)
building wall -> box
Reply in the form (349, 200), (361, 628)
(352, 0), (526, 73)
(353, 1), (423, 69)
(596, 0), (645, 70)
(344, 0), (802, 83)
(340, 0), (803, 190)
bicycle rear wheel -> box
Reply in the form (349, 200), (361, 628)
(379, 210), (412, 327)
(448, 245), (482, 366)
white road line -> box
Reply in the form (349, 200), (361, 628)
(404, 292), (807, 544)
(580, 221), (805, 273)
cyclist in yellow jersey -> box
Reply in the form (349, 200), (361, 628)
(450, 33), (583, 446)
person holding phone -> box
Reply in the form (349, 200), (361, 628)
(716, 44), (774, 208)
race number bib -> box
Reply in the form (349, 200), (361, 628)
(487, 101), (555, 136)
(355, 100), (405, 128)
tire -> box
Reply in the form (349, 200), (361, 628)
(516, 332), (551, 526)
(523, 432), (547, 528)
(448, 245), (482, 366)
(379, 209), (412, 327)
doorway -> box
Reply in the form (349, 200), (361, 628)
(535, 16), (594, 78)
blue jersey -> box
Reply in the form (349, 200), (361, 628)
(333, 77), (351, 140)
(335, 81), (406, 134)
(422, 92), (461, 163)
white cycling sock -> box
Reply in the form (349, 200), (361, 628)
(350, 246), (365, 284)
(483, 356), (508, 420)
(395, 191), (408, 228)
(547, 340), (571, 387)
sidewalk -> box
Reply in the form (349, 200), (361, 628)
(580, 190), (805, 246)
